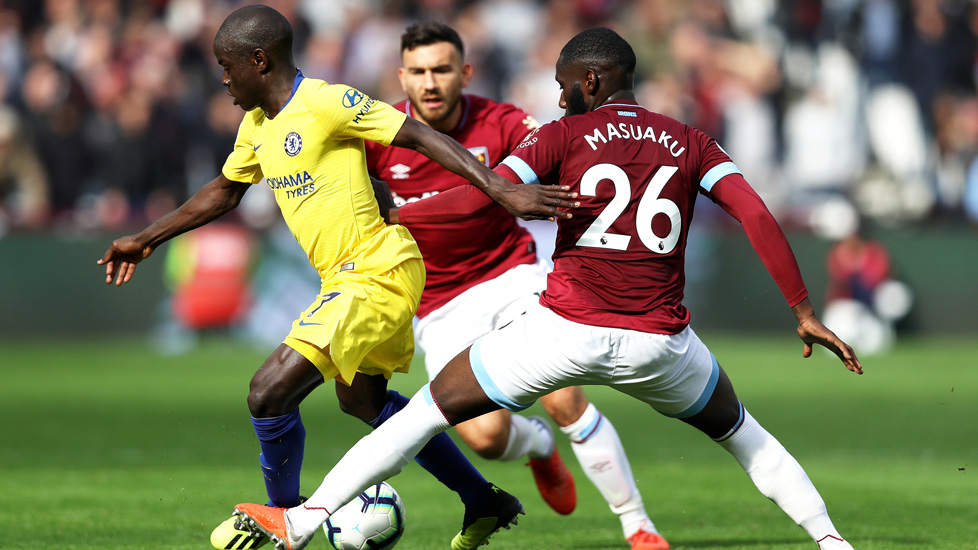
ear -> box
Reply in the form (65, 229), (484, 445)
(584, 69), (598, 96)
(460, 63), (474, 88)
(397, 66), (408, 93)
(252, 48), (269, 73)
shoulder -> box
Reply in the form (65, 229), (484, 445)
(300, 78), (365, 108)
(234, 107), (263, 136)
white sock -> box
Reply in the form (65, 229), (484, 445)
(287, 386), (452, 535)
(498, 414), (553, 461)
(561, 403), (656, 538)
(716, 407), (845, 544)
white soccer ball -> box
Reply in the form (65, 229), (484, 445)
(324, 481), (405, 550)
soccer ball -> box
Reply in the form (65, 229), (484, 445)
(323, 481), (405, 550)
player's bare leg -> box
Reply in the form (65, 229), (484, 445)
(255, 346), (522, 550)
(682, 365), (853, 549)
(334, 369), (511, 540)
(212, 345), (323, 549)
(543, 387), (668, 549)
(456, 407), (576, 515)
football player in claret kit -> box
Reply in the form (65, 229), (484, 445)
(96, 5), (575, 550)
(231, 27), (862, 550)
(366, 21), (669, 550)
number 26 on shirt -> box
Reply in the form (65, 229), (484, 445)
(576, 163), (681, 254)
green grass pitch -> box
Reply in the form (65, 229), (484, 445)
(2, 333), (975, 549)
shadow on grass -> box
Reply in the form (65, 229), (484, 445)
(572, 534), (928, 549)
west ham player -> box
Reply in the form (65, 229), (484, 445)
(365, 22), (668, 550)
(232, 27), (861, 550)
(97, 6), (574, 550)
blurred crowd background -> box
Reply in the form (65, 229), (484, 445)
(2, 0), (975, 350)
(2, 0), (978, 236)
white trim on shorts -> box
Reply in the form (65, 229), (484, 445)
(469, 301), (720, 418)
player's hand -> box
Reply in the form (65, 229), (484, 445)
(491, 183), (579, 222)
(791, 297), (862, 374)
(97, 235), (156, 286)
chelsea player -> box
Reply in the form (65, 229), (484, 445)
(97, 5), (576, 550)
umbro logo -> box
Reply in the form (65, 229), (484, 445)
(390, 164), (411, 180)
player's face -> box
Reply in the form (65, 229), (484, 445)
(398, 42), (472, 131)
(555, 62), (590, 117)
(214, 43), (262, 111)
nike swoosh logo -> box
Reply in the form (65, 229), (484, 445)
(298, 320), (322, 326)
(253, 144), (262, 151)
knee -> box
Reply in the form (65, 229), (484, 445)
(463, 431), (505, 460)
(456, 418), (507, 459)
(248, 374), (292, 418)
(336, 394), (377, 423)
(540, 387), (589, 427)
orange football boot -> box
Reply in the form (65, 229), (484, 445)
(627, 528), (670, 550)
(525, 417), (577, 515)
(232, 503), (312, 550)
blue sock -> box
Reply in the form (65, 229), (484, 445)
(252, 409), (305, 507)
(370, 391), (489, 507)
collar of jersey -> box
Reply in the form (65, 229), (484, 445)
(596, 99), (639, 111)
(269, 69), (305, 117)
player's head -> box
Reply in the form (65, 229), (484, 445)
(398, 21), (473, 132)
(213, 4), (295, 111)
(555, 27), (636, 116)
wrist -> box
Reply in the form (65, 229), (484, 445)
(791, 296), (815, 322)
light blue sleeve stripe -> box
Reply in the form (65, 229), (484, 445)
(499, 156), (541, 186)
(469, 339), (533, 412)
(421, 383), (435, 406)
(699, 161), (740, 192)
(663, 353), (720, 419)
(574, 410), (603, 442)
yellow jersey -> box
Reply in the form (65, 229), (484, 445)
(222, 71), (421, 279)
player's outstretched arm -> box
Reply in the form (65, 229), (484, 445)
(390, 116), (577, 221)
(97, 175), (250, 286)
(792, 297), (863, 374)
(709, 173), (861, 374)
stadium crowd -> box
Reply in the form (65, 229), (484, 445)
(2, 0), (978, 237)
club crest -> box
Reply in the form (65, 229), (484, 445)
(285, 132), (302, 156)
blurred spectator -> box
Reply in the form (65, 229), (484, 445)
(0, 105), (49, 232)
(0, 0), (977, 233)
(820, 204), (913, 355)
(155, 222), (258, 352)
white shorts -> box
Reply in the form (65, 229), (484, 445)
(415, 259), (550, 379)
(469, 302), (719, 418)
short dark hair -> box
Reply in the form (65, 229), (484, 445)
(400, 21), (464, 59)
(557, 27), (636, 74)
(215, 4), (293, 62)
